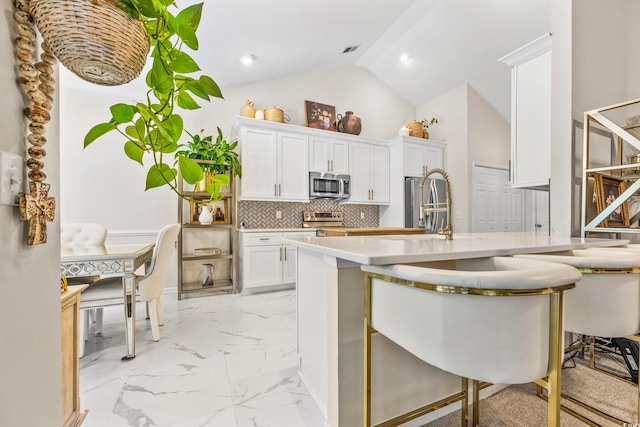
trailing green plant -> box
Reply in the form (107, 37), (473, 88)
(83, 0), (226, 202)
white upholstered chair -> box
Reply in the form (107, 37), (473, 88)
(514, 249), (640, 424)
(362, 257), (582, 427)
(79, 224), (180, 357)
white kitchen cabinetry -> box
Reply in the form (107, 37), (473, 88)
(499, 33), (551, 189)
(380, 136), (446, 227)
(238, 126), (309, 201)
(309, 135), (349, 174)
(239, 230), (315, 292)
(348, 141), (390, 204)
(403, 139), (446, 178)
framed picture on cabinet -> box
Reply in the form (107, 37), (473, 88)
(594, 175), (630, 228)
(304, 100), (337, 131)
(210, 199), (229, 224)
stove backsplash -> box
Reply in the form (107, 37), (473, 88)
(237, 200), (379, 229)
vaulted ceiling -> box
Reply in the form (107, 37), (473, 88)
(60, 0), (551, 120)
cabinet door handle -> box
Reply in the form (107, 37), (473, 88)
(283, 247), (287, 261)
(275, 184), (278, 197)
(279, 246), (282, 261)
(371, 189), (373, 200)
(327, 160), (330, 171)
(278, 184), (281, 196)
(330, 160), (333, 171)
(259, 238), (269, 241)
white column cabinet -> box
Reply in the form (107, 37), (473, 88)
(309, 135), (349, 174)
(348, 141), (389, 204)
(499, 33), (551, 189)
(239, 127), (309, 201)
(239, 231), (315, 293)
(379, 136), (447, 227)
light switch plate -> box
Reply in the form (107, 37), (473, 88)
(0, 151), (23, 206)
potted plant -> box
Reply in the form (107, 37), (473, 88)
(175, 127), (242, 200)
(82, 1), (226, 202)
(421, 117), (438, 139)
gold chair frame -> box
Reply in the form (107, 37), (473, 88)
(363, 272), (575, 427)
(535, 267), (640, 427)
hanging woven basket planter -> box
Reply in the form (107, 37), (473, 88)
(29, 0), (151, 86)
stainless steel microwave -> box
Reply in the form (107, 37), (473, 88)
(309, 172), (350, 200)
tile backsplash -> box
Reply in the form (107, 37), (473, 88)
(237, 200), (379, 229)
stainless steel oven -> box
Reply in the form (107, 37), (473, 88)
(309, 172), (350, 200)
(302, 211), (344, 236)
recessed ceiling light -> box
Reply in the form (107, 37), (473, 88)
(240, 54), (257, 65)
(399, 53), (410, 62)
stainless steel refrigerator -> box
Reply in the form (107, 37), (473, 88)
(405, 176), (447, 233)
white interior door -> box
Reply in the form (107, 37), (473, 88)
(473, 163), (525, 232)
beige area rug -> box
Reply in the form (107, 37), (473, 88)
(423, 351), (638, 426)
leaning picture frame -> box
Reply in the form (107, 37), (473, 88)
(304, 100), (337, 131)
(594, 175), (630, 228)
(189, 201), (203, 225)
(210, 199), (229, 225)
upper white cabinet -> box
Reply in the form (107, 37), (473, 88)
(348, 141), (389, 204)
(309, 135), (349, 174)
(404, 140), (445, 178)
(238, 126), (309, 201)
(499, 33), (552, 189)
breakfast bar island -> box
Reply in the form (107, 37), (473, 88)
(282, 232), (625, 427)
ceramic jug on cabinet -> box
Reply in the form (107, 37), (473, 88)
(240, 100), (256, 118)
(336, 111), (362, 135)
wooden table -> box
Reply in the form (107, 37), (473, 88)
(60, 244), (154, 360)
(318, 227), (426, 236)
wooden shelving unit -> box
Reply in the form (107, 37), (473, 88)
(581, 98), (640, 236)
(177, 168), (237, 300)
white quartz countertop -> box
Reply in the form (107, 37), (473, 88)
(283, 232), (627, 265)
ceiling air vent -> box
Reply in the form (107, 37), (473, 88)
(342, 45), (360, 54)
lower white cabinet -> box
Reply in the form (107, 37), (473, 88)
(239, 231), (316, 292)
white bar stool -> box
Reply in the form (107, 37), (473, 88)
(515, 249), (640, 425)
(362, 256), (581, 427)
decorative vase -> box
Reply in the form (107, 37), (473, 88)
(198, 205), (213, 224)
(202, 263), (214, 287)
(336, 111), (362, 135)
(240, 100), (256, 118)
(398, 125), (410, 136)
(423, 129), (430, 139)
(195, 172), (214, 192)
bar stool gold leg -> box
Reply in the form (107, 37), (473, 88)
(461, 377), (468, 427)
(364, 274), (373, 427)
(546, 291), (563, 427)
(472, 379), (480, 427)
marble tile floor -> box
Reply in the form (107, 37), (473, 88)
(79, 290), (327, 427)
